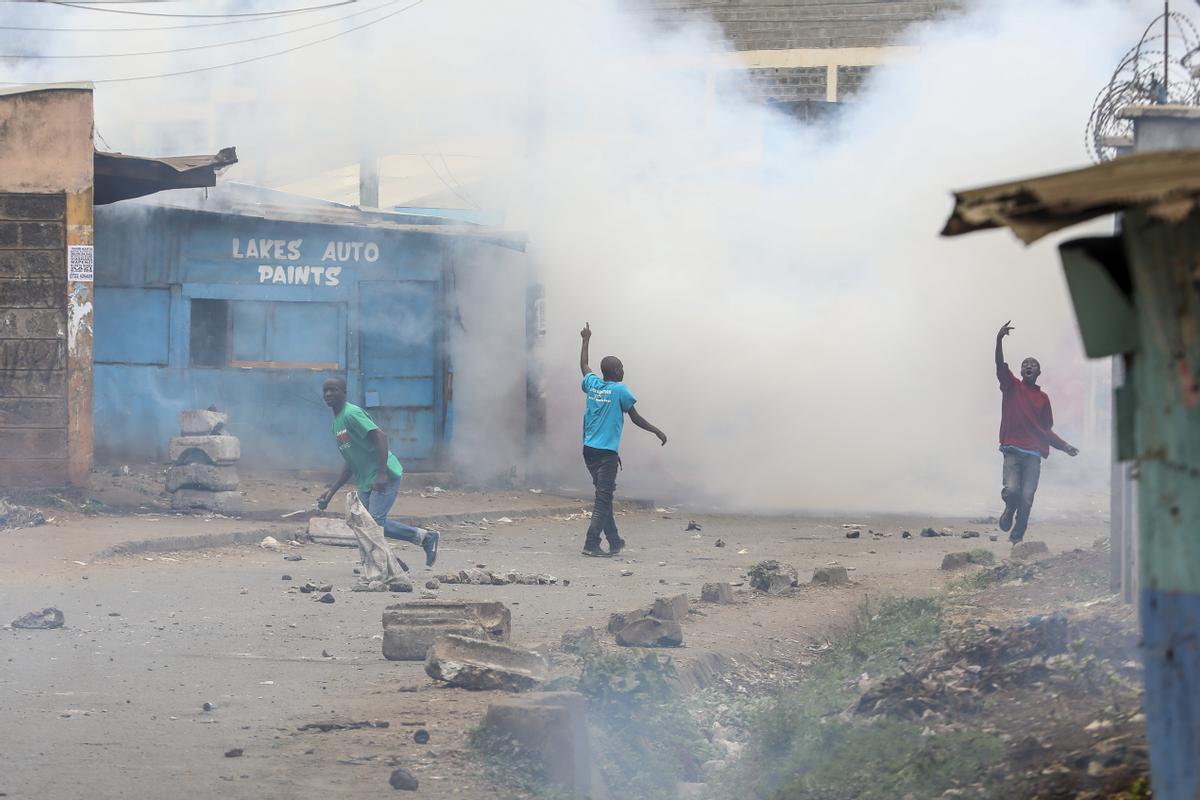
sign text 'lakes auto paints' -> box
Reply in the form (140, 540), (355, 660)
(231, 237), (381, 286)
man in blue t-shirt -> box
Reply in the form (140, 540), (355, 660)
(578, 323), (667, 557)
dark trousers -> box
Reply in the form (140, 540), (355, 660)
(583, 446), (621, 548)
(1001, 450), (1042, 541)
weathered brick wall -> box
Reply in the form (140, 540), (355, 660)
(837, 64), (875, 99)
(744, 66), (827, 101)
(0, 193), (69, 487)
(637, 0), (958, 50)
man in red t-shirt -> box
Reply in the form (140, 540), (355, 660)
(994, 321), (1080, 543)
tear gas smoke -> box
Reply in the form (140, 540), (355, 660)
(5, 0), (1158, 512)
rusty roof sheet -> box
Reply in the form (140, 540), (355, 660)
(94, 146), (238, 205)
(941, 149), (1200, 243)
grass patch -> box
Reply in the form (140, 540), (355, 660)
(468, 726), (571, 800)
(705, 596), (1006, 800)
(968, 548), (996, 565)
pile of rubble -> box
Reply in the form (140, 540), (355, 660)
(0, 498), (46, 530)
(437, 567), (560, 586)
(166, 409), (242, 514)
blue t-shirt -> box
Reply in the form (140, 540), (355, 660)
(581, 372), (636, 452)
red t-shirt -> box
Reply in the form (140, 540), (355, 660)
(997, 364), (1069, 458)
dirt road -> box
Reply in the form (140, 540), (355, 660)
(0, 506), (1106, 799)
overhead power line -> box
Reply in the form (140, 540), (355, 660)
(1, 3), (347, 32)
(47, 0), (355, 18)
(3, 0), (399, 59)
(86, 0), (423, 83)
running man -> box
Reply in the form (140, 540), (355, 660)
(317, 377), (439, 567)
(994, 321), (1079, 543)
(579, 323), (667, 557)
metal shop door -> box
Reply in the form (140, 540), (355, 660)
(358, 281), (441, 466)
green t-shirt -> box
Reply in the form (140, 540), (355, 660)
(332, 403), (403, 492)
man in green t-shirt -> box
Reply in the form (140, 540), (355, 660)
(317, 377), (439, 567)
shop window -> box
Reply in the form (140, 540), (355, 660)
(189, 298), (341, 369)
(189, 299), (229, 367)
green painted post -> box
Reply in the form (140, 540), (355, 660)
(1063, 207), (1200, 798)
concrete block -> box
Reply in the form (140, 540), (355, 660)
(615, 618), (683, 648)
(306, 516), (356, 543)
(425, 634), (548, 691)
(382, 607), (489, 661)
(1011, 541), (1051, 562)
(700, 582), (734, 604)
(385, 600), (510, 641)
(179, 409), (227, 435)
(481, 692), (592, 797)
(749, 560), (798, 593)
(652, 593), (689, 621)
(165, 463), (238, 492)
(811, 566), (850, 586)
(607, 606), (651, 634)
(170, 489), (242, 514)
(168, 435), (240, 466)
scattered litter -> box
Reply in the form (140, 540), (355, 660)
(282, 575), (292, 581)
(686, 520), (702, 531)
(961, 530), (981, 539)
(497, 517), (514, 524)
(425, 486), (446, 494)
(842, 523), (864, 529)
(72, 560), (87, 566)
(714, 539), (726, 548)
(901, 531), (913, 539)
(0, 498), (46, 530)
(299, 720), (389, 733)
(259, 536), (282, 552)
(528, 488), (543, 494)
(322, 650), (333, 658)
(736, 548), (748, 555)
(12, 608), (64, 629)
(620, 569), (633, 577)
(284, 554), (303, 562)
(259, 681), (274, 686)
(224, 748), (243, 758)
(658, 561), (667, 566)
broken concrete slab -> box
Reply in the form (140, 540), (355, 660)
(652, 593), (690, 621)
(386, 600), (511, 641)
(165, 463), (238, 492)
(11, 607), (64, 629)
(1010, 540), (1051, 562)
(749, 560), (798, 593)
(700, 582), (734, 604)
(305, 516), (358, 547)
(179, 409), (228, 436)
(811, 565), (850, 586)
(615, 618), (683, 648)
(170, 488), (242, 514)
(480, 692), (592, 797)
(425, 634), (548, 691)
(607, 606), (651, 634)
(168, 435), (240, 466)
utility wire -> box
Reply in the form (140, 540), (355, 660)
(48, 0), (355, 18)
(1, 0), (424, 83)
(2, 5), (346, 32)
(3, 0), (398, 59)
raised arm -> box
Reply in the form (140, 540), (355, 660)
(996, 320), (1013, 367)
(628, 407), (667, 446)
(580, 323), (592, 376)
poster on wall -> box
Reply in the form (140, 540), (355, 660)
(68, 245), (94, 282)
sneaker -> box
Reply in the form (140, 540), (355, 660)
(422, 530), (439, 567)
(581, 545), (611, 557)
(998, 505), (1015, 532)
(608, 539), (626, 556)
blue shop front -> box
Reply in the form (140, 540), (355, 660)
(93, 194), (527, 473)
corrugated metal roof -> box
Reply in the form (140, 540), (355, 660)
(941, 149), (1200, 243)
(94, 146), (239, 205)
(0, 82), (93, 97)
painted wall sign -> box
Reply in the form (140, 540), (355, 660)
(68, 245), (94, 282)
(231, 237), (380, 286)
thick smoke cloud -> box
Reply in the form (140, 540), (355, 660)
(5, 0), (1159, 512)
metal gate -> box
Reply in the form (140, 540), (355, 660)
(358, 280), (442, 467)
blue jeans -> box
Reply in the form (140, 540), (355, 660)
(360, 475), (424, 544)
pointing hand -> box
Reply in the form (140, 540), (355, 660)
(581, 323), (592, 340)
